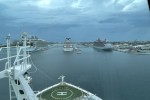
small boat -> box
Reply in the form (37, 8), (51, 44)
(133, 50), (150, 55)
(76, 51), (82, 54)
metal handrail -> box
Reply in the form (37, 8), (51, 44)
(13, 55), (30, 65)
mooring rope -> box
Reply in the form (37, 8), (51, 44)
(29, 57), (58, 83)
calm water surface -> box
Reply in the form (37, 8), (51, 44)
(0, 47), (150, 100)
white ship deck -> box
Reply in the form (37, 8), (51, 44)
(37, 82), (102, 100)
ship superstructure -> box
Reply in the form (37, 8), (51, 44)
(63, 38), (74, 52)
(25, 34), (49, 53)
(93, 38), (113, 51)
(0, 33), (102, 100)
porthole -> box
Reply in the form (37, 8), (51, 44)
(19, 90), (24, 94)
(15, 80), (20, 85)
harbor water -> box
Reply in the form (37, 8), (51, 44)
(0, 46), (150, 100)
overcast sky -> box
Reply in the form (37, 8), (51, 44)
(0, 0), (149, 42)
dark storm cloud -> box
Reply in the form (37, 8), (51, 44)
(0, 0), (149, 42)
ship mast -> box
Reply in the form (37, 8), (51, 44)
(23, 32), (27, 66)
(6, 34), (11, 69)
(58, 75), (65, 85)
(0, 33), (38, 100)
(6, 34), (14, 100)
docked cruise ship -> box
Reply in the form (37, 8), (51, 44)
(0, 33), (102, 100)
(22, 34), (49, 53)
(93, 38), (113, 51)
(63, 38), (74, 52)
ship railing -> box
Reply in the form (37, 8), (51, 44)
(13, 54), (30, 65)
(0, 55), (17, 61)
(73, 95), (96, 100)
(0, 46), (30, 71)
(73, 91), (102, 100)
(13, 46), (30, 65)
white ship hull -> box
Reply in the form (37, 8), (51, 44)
(63, 47), (74, 52)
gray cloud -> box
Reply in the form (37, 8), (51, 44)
(0, 0), (149, 42)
